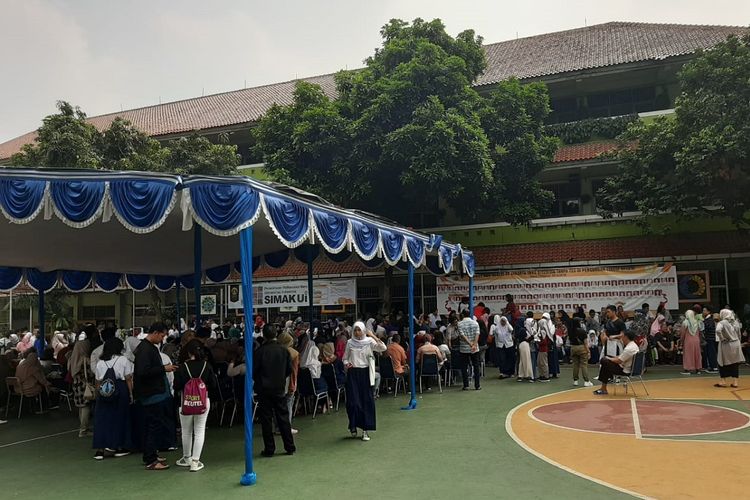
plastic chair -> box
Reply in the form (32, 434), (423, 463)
(379, 355), (404, 397)
(321, 363), (345, 411)
(448, 350), (464, 386)
(419, 354), (443, 393)
(297, 368), (327, 419)
(5, 377), (43, 419)
(612, 351), (650, 397)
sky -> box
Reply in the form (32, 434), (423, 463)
(1, 0), (749, 142)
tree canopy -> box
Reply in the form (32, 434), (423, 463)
(252, 18), (556, 226)
(9, 101), (240, 176)
(597, 33), (750, 228)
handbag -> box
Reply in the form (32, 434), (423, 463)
(82, 361), (96, 401)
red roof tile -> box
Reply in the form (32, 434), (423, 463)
(472, 231), (750, 267)
(552, 140), (619, 163)
(2, 22), (746, 160)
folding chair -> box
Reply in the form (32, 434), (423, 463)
(379, 355), (404, 397)
(612, 351), (650, 397)
(419, 354), (443, 394)
(5, 377), (44, 419)
(321, 363), (345, 411)
(297, 368), (327, 419)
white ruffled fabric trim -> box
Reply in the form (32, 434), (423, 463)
(110, 189), (178, 234)
(382, 237), (406, 266)
(184, 188), (263, 237)
(49, 182), (110, 229)
(309, 211), (350, 255)
(24, 271), (59, 293)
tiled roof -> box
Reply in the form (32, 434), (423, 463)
(477, 21), (746, 85)
(552, 140), (619, 163)
(2, 22), (746, 160)
(472, 231), (750, 267)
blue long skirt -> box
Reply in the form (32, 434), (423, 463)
(93, 380), (132, 450)
(345, 367), (376, 432)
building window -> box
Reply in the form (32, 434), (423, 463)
(81, 305), (116, 322)
(546, 182), (581, 217)
(549, 86), (669, 123)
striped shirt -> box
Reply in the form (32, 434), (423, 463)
(458, 318), (480, 354)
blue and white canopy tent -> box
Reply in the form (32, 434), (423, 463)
(0, 167), (476, 485)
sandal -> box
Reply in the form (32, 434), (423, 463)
(145, 461), (170, 470)
(714, 384), (728, 388)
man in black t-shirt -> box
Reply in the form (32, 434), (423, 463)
(600, 305), (626, 358)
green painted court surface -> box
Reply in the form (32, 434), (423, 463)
(1, 366), (738, 500)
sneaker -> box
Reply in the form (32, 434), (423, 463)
(176, 456), (191, 467)
(572, 380), (579, 386)
(538, 377), (550, 383)
(362, 432), (370, 442)
(584, 381), (594, 387)
(291, 428), (299, 435)
(94, 450), (105, 460)
(350, 430), (358, 438)
(462, 387), (470, 391)
(78, 430), (91, 438)
(475, 386), (482, 391)
(114, 449), (131, 458)
(190, 460), (204, 472)
(680, 371), (692, 375)
(0, 420), (7, 425)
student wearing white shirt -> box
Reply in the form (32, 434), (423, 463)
(93, 338), (134, 460)
(343, 321), (386, 441)
(593, 330), (639, 395)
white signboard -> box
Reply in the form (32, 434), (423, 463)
(227, 279), (356, 309)
(437, 264), (679, 315)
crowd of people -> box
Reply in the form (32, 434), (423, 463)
(0, 297), (748, 465)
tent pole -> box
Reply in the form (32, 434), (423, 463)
(402, 262), (417, 410)
(220, 287), (224, 326)
(307, 244), (314, 325)
(38, 290), (45, 344)
(420, 273), (425, 314)
(8, 289), (12, 331)
(29, 302), (32, 331)
(194, 226), (203, 327)
(132, 289), (136, 329)
(239, 226), (256, 486)
(469, 275), (475, 317)
(175, 282), (182, 336)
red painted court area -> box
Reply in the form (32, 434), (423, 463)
(532, 400), (750, 437)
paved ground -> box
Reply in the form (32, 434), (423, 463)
(0, 365), (745, 500)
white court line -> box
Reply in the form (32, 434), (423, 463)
(631, 398), (643, 439)
(505, 389), (654, 500)
(0, 429), (78, 449)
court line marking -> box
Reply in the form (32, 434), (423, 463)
(528, 398), (750, 439)
(506, 389), (654, 500)
(631, 398), (643, 439)
(0, 429), (78, 449)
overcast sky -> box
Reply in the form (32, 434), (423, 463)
(1, 0), (748, 142)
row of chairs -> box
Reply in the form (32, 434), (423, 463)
(4, 376), (74, 419)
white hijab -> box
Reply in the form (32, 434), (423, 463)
(717, 309), (741, 342)
(349, 321), (374, 350)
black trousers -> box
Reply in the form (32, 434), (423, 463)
(257, 393), (295, 454)
(461, 351), (481, 389)
(597, 358), (626, 385)
(719, 363), (740, 379)
(142, 399), (171, 464)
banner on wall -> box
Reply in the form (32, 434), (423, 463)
(437, 264), (679, 315)
(227, 279), (356, 309)
(200, 295), (217, 315)
(677, 271), (710, 303)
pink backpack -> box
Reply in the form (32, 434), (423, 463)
(181, 362), (208, 415)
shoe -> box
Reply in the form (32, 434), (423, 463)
(584, 381), (594, 387)
(572, 380), (579, 386)
(0, 420), (7, 425)
(176, 456), (191, 467)
(462, 387), (469, 391)
(78, 430), (91, 438)
(114, 449), (131, 458)
(260, 450), (275, 457)
(475, 386), (482, 391)
(538, 378), (550, 383)
(190, 460), (204, 472)
(362, 432), (370, 442)
(680, 371), (692, 375)
(285, 449), (295, 455)
(145, 461), (169, 470)
(593, 389), (608, 395)
(94, 450), (105, 460)
(528, 379), (535, 383)
(291, 428), (299, 435)
(516, 378), (523, 382)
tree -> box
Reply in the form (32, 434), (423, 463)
(9, 103), (240, 176)
(597, 33), (750, 228)
(252, 18), (555, 226)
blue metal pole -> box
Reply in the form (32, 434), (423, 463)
(469, 275), (475, 317)
(194, 226), (202, 328)
(38, 290), (45, 356)
(402, 263), (417, 410)
(306, 244), (314, 325)
(239, 227), (256, 486)
(175, 281), (182, 336)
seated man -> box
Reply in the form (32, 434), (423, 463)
(655, 329), (676, 365)
(416, 334), (445, 367)
(593, 330), (639, 395)
(386, 334), (409, 376)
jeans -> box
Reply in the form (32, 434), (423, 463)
(142, 399), (172, 465)
(179, 399), (211, 461)
(460, 351), (481, 389)
(704, 339), (718, 370)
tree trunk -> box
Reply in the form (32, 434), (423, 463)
(149, 289), (163, 322)
(380, 267), (393, 316)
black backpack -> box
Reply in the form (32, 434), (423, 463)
(98, 360), (119, 400)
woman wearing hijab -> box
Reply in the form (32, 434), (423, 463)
(51, 331), (69, 357)
(69, 335), (94, 437)
(93, 338), (133, 460)
(343, 321), (386, 441)
(16, 351), (52, 401)
(16, 332), (34, 353)
(299, 330), (329, 413)
(681, 310), (703, 375)
(491, 315), (515, 379)
(715, 309), (745, 388)
(278, 332), (300, 434)
(547, 313), (560, 379)
(516, 315), (534, 382)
